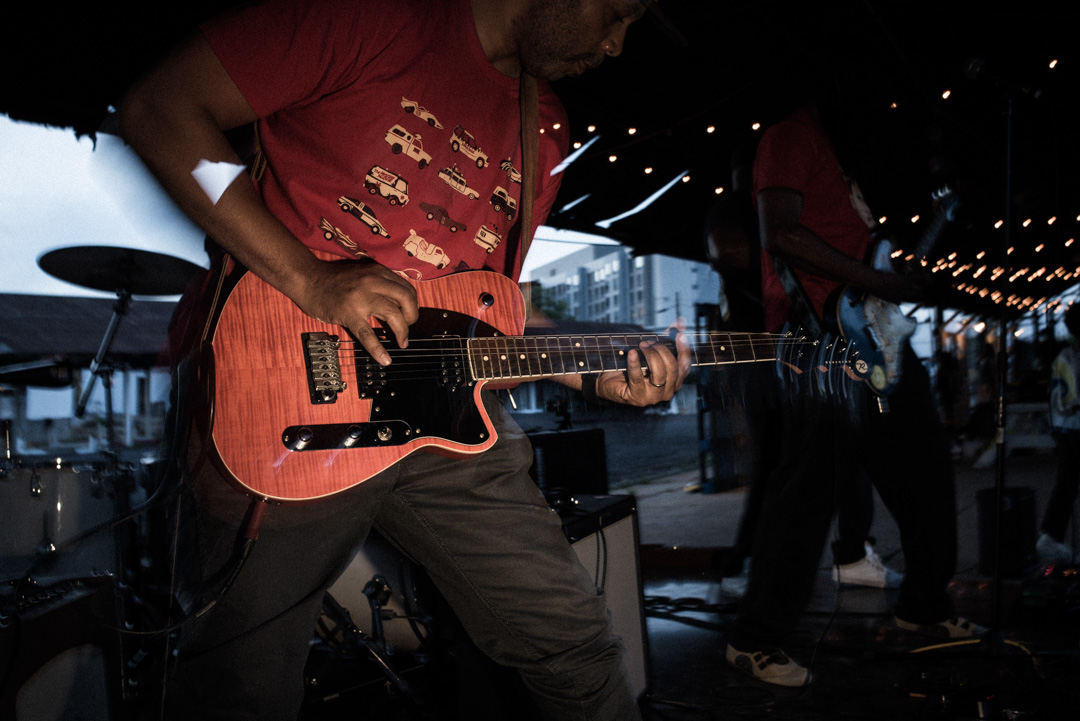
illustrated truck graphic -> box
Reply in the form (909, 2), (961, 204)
(473, 225), (502, 254)
(490, 186), (517, 222)
(384, 125), (431, 169)
(402, 229), (449, 269)
(450, 125), (489, 168)
(364, 165), (410, 206)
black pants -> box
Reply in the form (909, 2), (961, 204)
(1042, 430), (1080, 541)
(730, 347), (957, 649)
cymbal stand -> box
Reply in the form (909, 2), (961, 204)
(76, 289), (131, 466)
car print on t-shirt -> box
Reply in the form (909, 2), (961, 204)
(402, 229), (449, 269)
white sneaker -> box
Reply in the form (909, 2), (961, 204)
(1036, 533), (1073, 565)
(832, 548), (903, 589)
(725, 643), (810, 687)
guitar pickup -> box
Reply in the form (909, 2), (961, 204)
(302, 332), (345, 404)
(282, 421), (414, 451)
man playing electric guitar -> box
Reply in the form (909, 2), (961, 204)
(723, 73), (983, 687)
(119, 1), (688, 718)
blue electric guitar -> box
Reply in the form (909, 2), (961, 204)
(833, 187), (959, 398)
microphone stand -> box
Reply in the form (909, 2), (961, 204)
(987, 93), (1013, 656)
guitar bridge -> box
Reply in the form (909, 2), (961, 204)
(302, 332), (345, 404)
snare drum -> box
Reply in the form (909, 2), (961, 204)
(0, 458), (122, 584)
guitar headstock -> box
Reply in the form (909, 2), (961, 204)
(931, 185), (960, 222)
(773, 327), (862, 403)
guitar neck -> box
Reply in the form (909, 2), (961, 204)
(466, 331), (786, 382)
(910, 211), (949, 261)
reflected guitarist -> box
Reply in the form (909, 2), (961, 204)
(724, 81), (982, 688)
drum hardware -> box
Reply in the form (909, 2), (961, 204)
(37, 246), (202, 461)
(318, 592), (418, 703)
(0, 359), (74, 388)
(2, 420), (11, 470)
(361, 575), (395, 656)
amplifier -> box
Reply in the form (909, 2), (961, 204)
(560, 493), (649, 701)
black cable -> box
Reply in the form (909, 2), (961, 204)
(593, 522), (608, 596)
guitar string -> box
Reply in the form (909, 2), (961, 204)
(322, 336), (823, 364)
(295, 334), (847, 384)
(326, 342), (813, 368)
(326, 333), (811, 355)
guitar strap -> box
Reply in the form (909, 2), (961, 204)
(518, 72), (539, 264)
(513, 72), (540, 317)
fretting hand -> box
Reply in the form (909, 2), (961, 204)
(594, 324), (693, 407)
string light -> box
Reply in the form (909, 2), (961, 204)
(552, 123), (561, 130)
(644, 167), (653, 174)
(890, 102), (898, 109)
(572, 141), (582, 149)
(608, 155), (617, 162)
(879, 216), (887, 224)
(714, 187), (724, 194)
(911, 214), (920, 223)
(681, 175), (691, 183)
(1050, 59), (1058, 69)
(1023, 218), (1032, 227)
(1048, 216), (1057, 224)
(751, 122), (761, 131)
(627, 127), (636, 135)
(706, 125), (716, 133)
(587, 125), (596, 133)
(942, 90), (951, 99)
(1036, 244), (1044, 252)
(977, 251), (986, 259)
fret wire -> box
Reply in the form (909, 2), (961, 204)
(521, 336), (535, 378)
(537, 336), (552, 376)
(558, 335), (574, 375)
(497, 336), (511, 380)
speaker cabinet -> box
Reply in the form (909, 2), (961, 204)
(562, 494), (649, 700)
(0, 579), (121, 721)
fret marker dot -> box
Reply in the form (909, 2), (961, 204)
(720, 346), (726, 351)
(519, 354), (525, 360)
(578, 361), (585, 367)
(541, 353), (548, 359)
(619, 350), (625, 355)
(500, 355), (507, 360)
(483, 355), (490, 361)
(575, 342), (582, 348)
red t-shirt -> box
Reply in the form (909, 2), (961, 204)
(202, 0), (568, 282)
(753, 109), (873, 331)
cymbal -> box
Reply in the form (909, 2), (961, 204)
(38, 246), (203, 296)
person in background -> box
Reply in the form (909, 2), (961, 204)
(1037, 303), (1080, 564)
